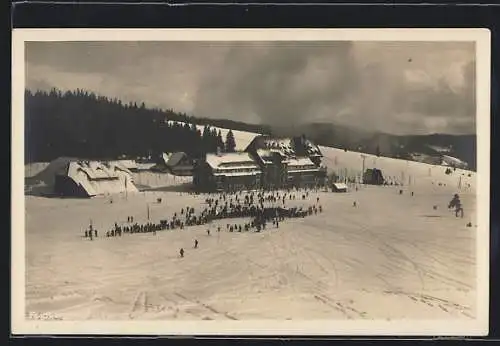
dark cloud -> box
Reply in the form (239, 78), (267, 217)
(25, 41), (476, 135)
(194, 42), (358, 126)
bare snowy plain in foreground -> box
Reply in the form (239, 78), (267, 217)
(24, 144), (477, 321)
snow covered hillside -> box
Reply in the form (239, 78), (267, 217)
(166, 120), (260, 151)
(320, 145), (475, 193)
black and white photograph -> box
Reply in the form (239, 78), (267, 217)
(11, 29), (490, 335)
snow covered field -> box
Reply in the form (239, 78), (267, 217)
(24, 146), (478, 321)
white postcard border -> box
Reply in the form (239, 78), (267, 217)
(11, 28), (491, 336)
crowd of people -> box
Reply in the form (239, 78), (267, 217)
(83, 188), (324, 245)
(83, 186), (467, 251)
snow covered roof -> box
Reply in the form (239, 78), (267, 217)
(166, 152), (189, 167)
(136, 163), (157, 170)
(332, 182), (348, 191)
(441, 155), (468, 168)
(109, 160), (138, 170)
(287, 157), (315, 167)
(304, 139), (323, 156)
(161, 153), (171, 163)
(213, 171), (262, 177)
(288, 168), (321, 174)
(255, 149), (285, 164)
(249, 135), (322, 159)
(206, 152), (260, 170)
(68, 161), (130, 180)
(62, 160), (138, 197)
(261, 138), (296, 156)
(428, 145), (452, 153)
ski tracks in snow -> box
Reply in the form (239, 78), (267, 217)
(173, 292), (238, 320)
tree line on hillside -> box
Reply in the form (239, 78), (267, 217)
(25, 88), (476, 171)
(25, 89), (239, 163)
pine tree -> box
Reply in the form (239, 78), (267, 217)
(210, 128), (218, 153)
(217, 130), (225, 152)
(225, 130), (236, 152)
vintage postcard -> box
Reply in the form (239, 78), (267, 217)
(11, 29), (490, 336)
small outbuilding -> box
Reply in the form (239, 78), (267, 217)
(363, 168), (385, 185)
(332, 182), (348, 193)
(166, 152), (194, 176)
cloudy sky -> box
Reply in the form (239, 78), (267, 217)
(25, 41), (476, 135)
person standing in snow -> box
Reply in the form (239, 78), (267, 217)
(194, 239), (198, 249)
(448, 193), (464, 218)
(180, 248), (184, 258)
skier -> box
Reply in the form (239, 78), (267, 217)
(448, 194), (464, 218)
(194, 239), (198, 249)
(180, 248), (184, 258)
(353, 201), (357, 207)
(207, 229), (211, 236)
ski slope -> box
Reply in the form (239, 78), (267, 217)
(320, 145), (475, 192)
(166, 120), (260, 151)
(24, 140), (477, 321)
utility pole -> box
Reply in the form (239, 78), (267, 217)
(361, 154), (366, 184)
